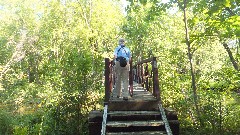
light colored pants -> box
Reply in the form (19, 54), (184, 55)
(114, 61), (129, 98)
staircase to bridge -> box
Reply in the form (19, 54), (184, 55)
(89, 57), (179, 135)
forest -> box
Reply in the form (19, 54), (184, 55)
(0, 0), (239, 134)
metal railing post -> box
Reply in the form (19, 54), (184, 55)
(159, 103), (173, 135)
(101, 105), (108, 135)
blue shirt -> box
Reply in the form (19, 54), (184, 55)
(114, 45), (131, 62)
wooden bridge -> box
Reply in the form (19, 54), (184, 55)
(89, 57), (179, 135)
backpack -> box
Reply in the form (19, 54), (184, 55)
(117, 46), (128, 67)
(118, 56), (127, 67)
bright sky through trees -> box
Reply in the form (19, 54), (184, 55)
(120, 0), (175, 15)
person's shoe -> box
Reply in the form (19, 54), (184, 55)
(117, 95), (120, 98)
(123, 97), (128, 101)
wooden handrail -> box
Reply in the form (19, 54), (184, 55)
(136, 57), (154, 65)
(105, 57), (159, 101)
(133, 57), (160, 101)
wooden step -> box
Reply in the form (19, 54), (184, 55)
(107, 120), (164, 127)
(108, 111), (161, 121)
(88, 110), (179, 135)
(110, 91), (157, 101)
(106, 121), (166, 132)
(106, 131), (167, 135)
(106, 120), (179, 133)
(108, 100), (159, 111)
(108, 111), (160, 116)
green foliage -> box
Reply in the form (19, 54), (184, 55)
(124, 0), (240, 134)
(0, 0), (239, 134)
(13, 111), (42, 135)
(38, 90), (103, 135)
(0, 110), (13, 135)
(0, 0), (122, 134)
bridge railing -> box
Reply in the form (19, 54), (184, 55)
(104, 57), (160, 102)
(104, 58), (133, 103)
(133, 57), (160, 101)
(104, 58), (110, 103)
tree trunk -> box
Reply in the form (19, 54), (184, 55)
(238, 39), (240, 55)
(224, 7), (239, 71)
(222, 43), (239, 71)
(182, 0), (203, 126)
(237, 39), (240, 62)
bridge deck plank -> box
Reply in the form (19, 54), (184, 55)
(110, 81), (157, 102)
(106, 131), (167, 135)
(108, 82), (159, 111)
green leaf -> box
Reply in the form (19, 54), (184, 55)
(139, 0), (147, 5)
(224, 0), (231, 7)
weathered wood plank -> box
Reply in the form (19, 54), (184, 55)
(88, 110), (103, 122)
(109, 98), (157, 102)
(107, 131), (167, 135)
(110, 88), (157, 102)
(108, 100), (159, 111)
(108, 111), (160, 115)
(108, 111), (161, 121)
(107, 120), (165, 127)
